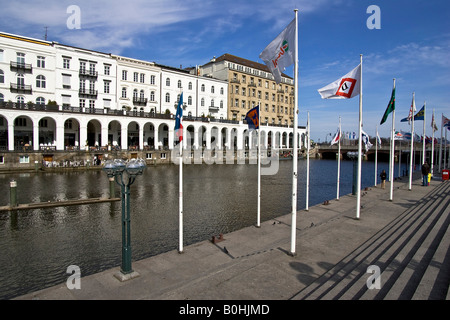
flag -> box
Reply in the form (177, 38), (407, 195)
(245, 105), (260, 130)
(394, 131), (404, 140)
(380, 86), (395, 125)
(361, 129), (373, 152)
(443, 115), (450, 127)
(376, 132), (382, 145)
(174, 93), (183, 142)
(259, 18), (296, 84)
(401, 98), (417, 123)
(413, 106), (425, 121)
(318, 64), (361, 99)
(330, 128), (340, 145)
(431, 112), (438, 132)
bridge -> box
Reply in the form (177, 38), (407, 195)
(315, 142), (441, 163)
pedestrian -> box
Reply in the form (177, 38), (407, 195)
(422, 162), (430, 186)
(380, 169), (387, 189)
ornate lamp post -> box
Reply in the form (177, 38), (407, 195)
(103, 158), (146, 281)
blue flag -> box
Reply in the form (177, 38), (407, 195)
(245, 105), (260, 130)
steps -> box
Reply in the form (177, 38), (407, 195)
(291, 181), (450, 300)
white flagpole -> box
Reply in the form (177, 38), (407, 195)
(409, 92), (415, 191)
(306, 111), (310, 211)
(257, 102), (261, 228)
(422, 101), (426, 164)
(356, 54), (363, 219)
(431, 108), (435, 174)
(178, 122), (183, 253)
(389, 78), (395, 201)
(439, 114), (443, 172)
(374, 125), (378, 186)
(290, 8), (299, 256)
(337, 116), (341, 200)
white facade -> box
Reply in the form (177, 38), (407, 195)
(159, 65), (228, 119)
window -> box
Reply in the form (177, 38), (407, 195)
(104, 64), (110, 75)
(0, 70), (3, 83)
(62, 74), (71, 89)
(0, 155), (4, 164)
(150, 91), (155, 101)
(37, 56), (45, 68)
(220, 100), (223, 108)
(17, 74), (24, 87)
(160, 153), (166, 160)
(19, 156), (30, 164)
(79, 99), (85, 108)
(133, 72), (138, 82)
(188, 96), (192, 105)
(36, 75), (46, 88)
(165, 93), (170, 103)
(89, 63), (96, 74)
(133, 89), (138, 100)
(177, 80), (182, 88)
(188, 82), (192, 90)
(16, 52), (25, 65)
(201, 84), (205, 92)
(150, 75), (155, 85)
(121, 87), (127, 98)
(89, 100), (95, 108)
(104, 80), (110, 94)
(140, 90), (144, 99)
(80, 61), (86, 72)
(36, 97), (45, 105)
(0, 49), (3, 62)
(146, 153), (153, 160)
(201, 98), (205, 106)
(122, 70), (127, 81)
(0, 93), (4, 103)
(211, 86), (215, 93)
(140, 73), (145, 83)
(63, 58), (70, 69)
(166, 78), (170, 86)
(220, 87), (224, 95)
(79, 79), (86, 92)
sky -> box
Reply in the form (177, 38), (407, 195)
(1, 0), (449, 142)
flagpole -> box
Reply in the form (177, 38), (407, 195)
(431, 108), (435, 174)
(375, 125), (378, 186)
(356, 54), (363, 220)
(439, 114), (445, 173)
(290, 8), (299, 256)
(257, 101), (261, 228)
(422, 101), (426, 164)
(337, 116), (341, 200)
(179, 129), (183, 253)
(306, 111), (310, 211)
(389, 78), (395, 201)
(409, 92), (415, 191)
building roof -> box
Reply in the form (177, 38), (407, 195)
(205, 53), (293, 80)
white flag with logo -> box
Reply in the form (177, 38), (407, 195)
(259, 18), (296, 84)
(318, 64), (361, 99)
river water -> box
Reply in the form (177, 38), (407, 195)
(0, 158), (408, 299)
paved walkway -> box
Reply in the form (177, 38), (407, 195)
(15, 177), (450, 300)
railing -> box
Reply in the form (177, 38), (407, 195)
(79, 89), (98, 97)
(133, 98), (148, 105)
(10, 83), (32, 94)
(10, 61), (32, 72)
(79, 69), (98, 77)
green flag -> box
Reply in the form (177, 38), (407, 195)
(380, 86), (395, 125)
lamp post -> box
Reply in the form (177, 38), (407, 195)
(103, 158), (146, 281)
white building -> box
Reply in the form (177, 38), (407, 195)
(0, 31), (304, 157)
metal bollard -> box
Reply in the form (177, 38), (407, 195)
(10, 180), (17, 207)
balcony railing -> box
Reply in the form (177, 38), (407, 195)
(133, 97), (148, 106)
(79, 69), (98, 78)
(79, 89), (98, 98)
(10, 61), (32, 73)
(10, 83), (32, 94)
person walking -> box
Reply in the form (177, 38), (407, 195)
(422, 162), (430, 186)
(380, 169), (387, 189)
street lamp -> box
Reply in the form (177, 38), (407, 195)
(103, 158), (146, 281)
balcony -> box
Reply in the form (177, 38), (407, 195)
(209, 105), (220, 112)
(133, 97), (148, 106)
(10, 61), (32, 73)
(79, 89), (98, 98)
(10, 83), (32, 94)
(79, 69), (98, 78)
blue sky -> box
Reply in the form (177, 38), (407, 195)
(1, 0), (449, 142)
